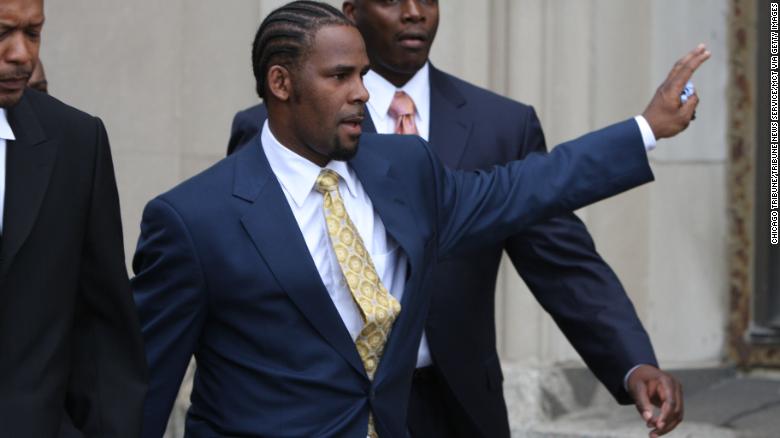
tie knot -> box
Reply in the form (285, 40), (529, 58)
(388, 91), (416, 118)
(315, 169), (340, 194)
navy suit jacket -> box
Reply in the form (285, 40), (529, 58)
(226, 66), (658, 438)
(135, 117), (652, 437)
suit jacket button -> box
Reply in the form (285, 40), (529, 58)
(369, 388), (376, 401)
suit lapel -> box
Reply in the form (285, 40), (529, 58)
(352, 117), (421, 284)
(1, 93), (52, 277)
(350, 140), (430, 384)
(234, 137), (365, 376)
(428, 66), (472, 168)
(350, 142), (421, 290)
(349, 140), (425, 369)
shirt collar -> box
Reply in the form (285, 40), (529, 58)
(260, 120), (357, 208)
(365, 62), (430, 121)
(0, 108), (16, 141)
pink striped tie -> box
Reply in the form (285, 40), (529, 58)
(388, 91), (419, 135)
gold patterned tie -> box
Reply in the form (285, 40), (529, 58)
(315, 169), (401, 438)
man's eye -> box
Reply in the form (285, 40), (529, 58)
(333, 74), (346, 80)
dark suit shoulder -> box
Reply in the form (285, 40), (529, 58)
(8, 89), (110, 177)
(227, 103), (267, 155)
(235, 103), (267, 123)
(17, 88), (99, 131)
(358, 133), (432, 165)
(157, 155), (235, 211)
(429, 67), (547, 164)
(432, 68), (534, 116)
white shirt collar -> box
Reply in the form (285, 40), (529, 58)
(364, 62), (430, 138)
(260, 120), (357, 208)
(364, 62), (430, 118)
(0, 108), (16, 141)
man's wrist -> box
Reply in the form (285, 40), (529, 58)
(624, 364), (646, 391)
(634, 115), (657, 151)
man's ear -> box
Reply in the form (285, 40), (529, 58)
(342, 1), (357, 24)
(267, 65), (292, 101)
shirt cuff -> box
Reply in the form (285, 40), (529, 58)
(634, 115), (657, 152)
(623, 364), (645, 391)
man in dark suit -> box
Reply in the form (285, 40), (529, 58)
(135, 2), (704, 437)
(0, 0), (147, 436)
(223, 2), (690, 437)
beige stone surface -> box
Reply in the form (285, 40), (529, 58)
(649, 0), (730, 163)
(646, 162), (729, 364)
(113, 151), (181, 263)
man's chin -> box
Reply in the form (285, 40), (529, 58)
(394, 54), (429, 73)
(0, 89), (25, 109)
(329, 141), (359, 162)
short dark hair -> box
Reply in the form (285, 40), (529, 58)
(251, 1), (354, 99)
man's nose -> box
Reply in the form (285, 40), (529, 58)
(401, 0), (425, 23)
(5, 33), (35, 66)
(351, 79), (369, 105)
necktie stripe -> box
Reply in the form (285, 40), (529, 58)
(388, 91), (419, 136)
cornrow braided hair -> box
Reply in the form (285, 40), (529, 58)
(252, 1), (354, 99)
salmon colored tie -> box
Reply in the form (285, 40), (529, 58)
(388, 91), (419, 135)
(315, 169), (401, 438)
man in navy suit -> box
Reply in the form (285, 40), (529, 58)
(225, 1), (692, 437)
(135, 1), (705, 437)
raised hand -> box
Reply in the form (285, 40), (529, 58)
(642, 44), (711, 139)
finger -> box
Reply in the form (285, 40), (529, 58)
(655, 379), (676, 431)
(666, 44), (704, 81)
(652, 381), (684, 437)
(674, 381), (684, 419)
(670, 47), (711, 90)
(646, 379), (663, 428)
(651, 410), (682, 437)
(680, 94), (699, 121)
(654, 416), (681, 436)
(665, 416), (684, 435)
(633, 380), (655, 424)
(666, 44), (707, 81)
(665, 45), (702, 80)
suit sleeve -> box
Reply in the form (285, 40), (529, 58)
(64, 117), (148, 437)
(503, 108), (657, 404)
(432, 118), (654, 258)
(131, 197), (208, 438)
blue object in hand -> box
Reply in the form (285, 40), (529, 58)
(680, 81), (695, 104)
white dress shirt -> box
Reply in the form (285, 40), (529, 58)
(0, 108), (16, 234)
(362, 63), (655, 384)
(365, 63), (431, 141)
(261, 122), (409, 346)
